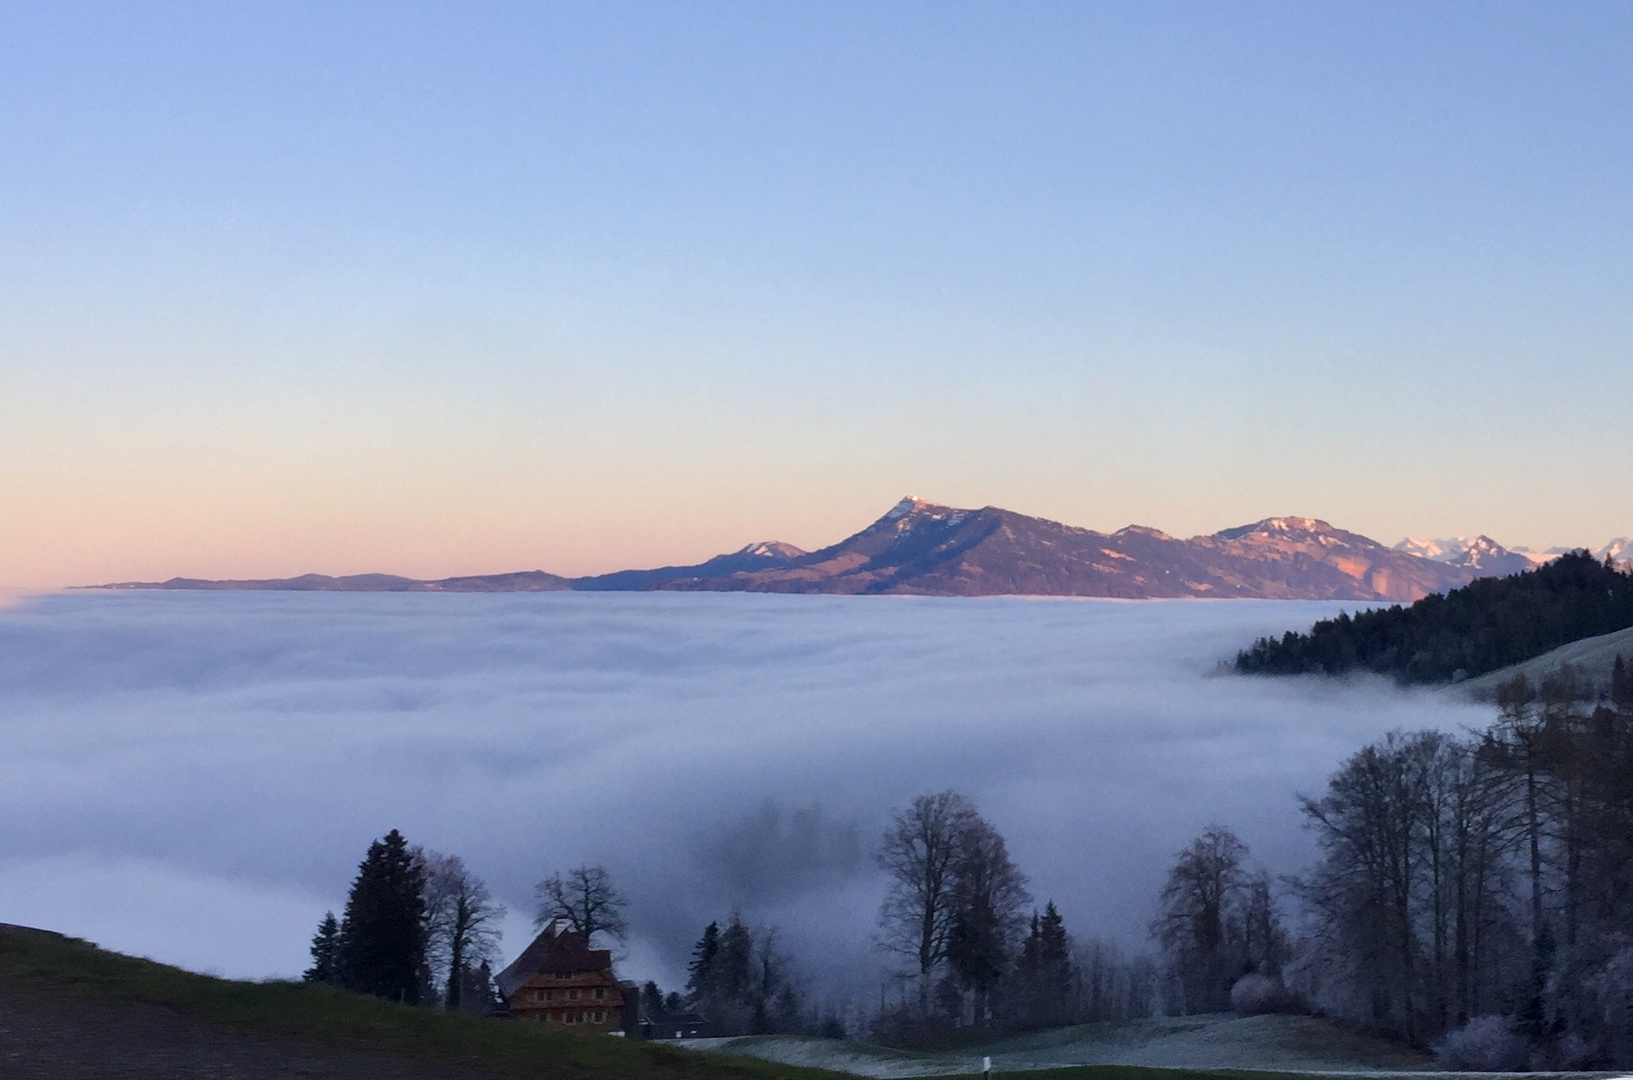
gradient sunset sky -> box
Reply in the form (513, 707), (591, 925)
(3, 2), (1630, 587)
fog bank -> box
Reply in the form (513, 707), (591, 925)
(0, 592), (1492, 996)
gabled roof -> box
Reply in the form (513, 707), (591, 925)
(496, 921), (615, 999)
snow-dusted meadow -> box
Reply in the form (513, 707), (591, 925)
(0, 591), (1494, 996)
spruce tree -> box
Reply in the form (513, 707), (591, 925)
(336, 829), (428, 1003)
(1010, 912), (1045, 1026)
(303, 911), (342, 985)
(685, 921), (721, 1010)
(1036, 901), (1074, 1024)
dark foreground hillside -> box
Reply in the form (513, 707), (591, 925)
(0, 924), (833, 1080)
(1234, 551), (1633, 683)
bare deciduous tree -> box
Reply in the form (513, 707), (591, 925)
(418, 850), (506, 1012)
(946, 816), (1030, 1027)
(875, 790), (978, 1014)
(1151, 824), (1250, 1014)
(534, 863), (629, 944)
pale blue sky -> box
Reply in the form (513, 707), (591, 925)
(2, 2), (1630, 585)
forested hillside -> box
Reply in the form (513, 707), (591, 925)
(1234, 552), (1633, 683)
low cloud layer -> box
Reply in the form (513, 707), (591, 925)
(0, 591), (1493, 997)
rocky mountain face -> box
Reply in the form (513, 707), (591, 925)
(105, 499), (1560, 601)
(658, 499), (1471, 600)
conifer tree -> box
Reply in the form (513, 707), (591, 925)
(303, 911), (342, 985)
(686, 921), (721, 1009)
(1034, 902), (1074, 1024)
(336, 829), (428, 1004)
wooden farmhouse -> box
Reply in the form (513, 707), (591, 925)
(496, 918), (636, 1032)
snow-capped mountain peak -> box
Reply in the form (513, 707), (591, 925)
(736, 541), (807, 559)
(1392, 535), (1533, 575)
(1597, 537), (1633, 563)
(1395, 536), (1466, 561)
(1212, 516), (1340, 542)
(884, 496), (921, 521)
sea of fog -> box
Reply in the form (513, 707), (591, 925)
(0, 590), (1495, 1000)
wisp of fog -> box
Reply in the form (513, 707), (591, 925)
(0, 591), (1493, 998)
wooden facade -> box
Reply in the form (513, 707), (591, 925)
(496, 919), (632, 1033)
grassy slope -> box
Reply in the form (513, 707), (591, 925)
(0, 923), (831, 1080)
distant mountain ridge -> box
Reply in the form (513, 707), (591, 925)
(93, 497), (1586, 601)
(656, 501), (1474, 599)
(1392, 534), (1633, 574)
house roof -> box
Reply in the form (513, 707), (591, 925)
(495, 921), (616, 999)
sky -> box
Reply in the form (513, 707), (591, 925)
(0, 590), (1493, 995)
(2, 2), (1632, 587)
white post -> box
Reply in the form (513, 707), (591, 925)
(982, 1056), (992, 1080)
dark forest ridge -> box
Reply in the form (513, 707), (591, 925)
(98, 497), (1542, 601)
(1235, 551), (1633, 685)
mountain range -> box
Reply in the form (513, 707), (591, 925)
(1394, 534), (1633, 575)
(97, 497), (1617, 601)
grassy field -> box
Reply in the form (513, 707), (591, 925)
(689, 1015), (1435, 1080)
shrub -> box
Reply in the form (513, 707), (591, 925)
(1434, 1015), (1526, 1071)
(1229, 973), (1293, 1016)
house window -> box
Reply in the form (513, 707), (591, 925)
(569, 989), (581, 1000)
(593, 987), (605, 1000)
(593, 1010), (606, 1023)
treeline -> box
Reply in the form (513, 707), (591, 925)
(628, 793), (1155, 1044)
(1168, 664), (1633, 1069)
(1234, 552), (1633, 683)
(868, 791), (1155, 1045)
